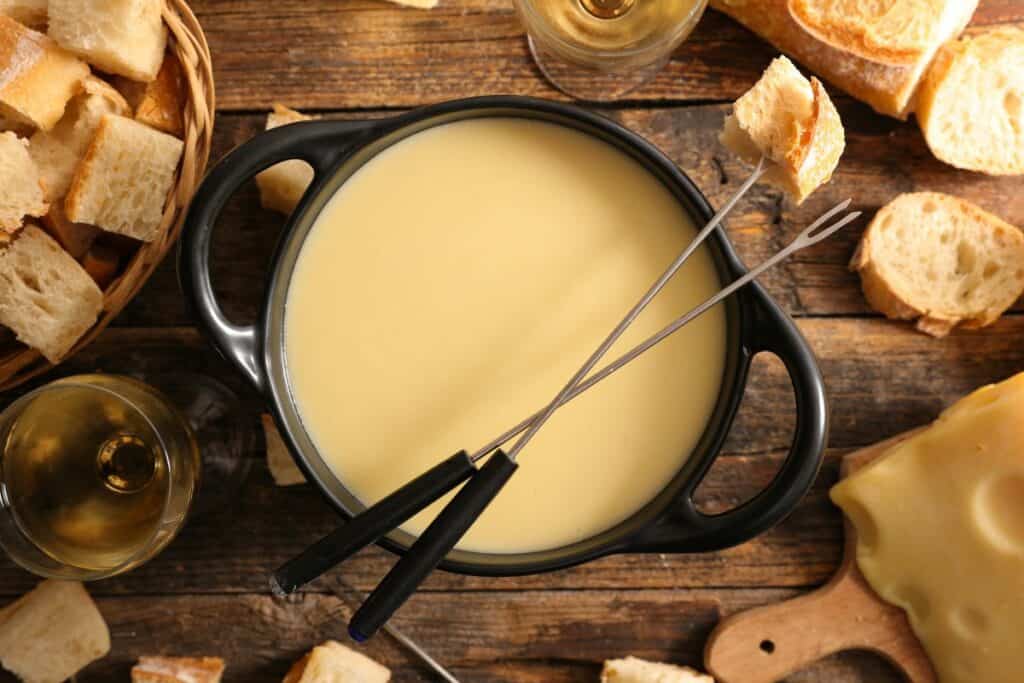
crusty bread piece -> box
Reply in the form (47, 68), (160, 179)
(81, 244), (120, 288)
(48, 0), (167, 81)
(0, 0), (47, 29)
(131, 656), (226, 683)
(916, 26), (1024, 176)
(0, 580), (111, 683)
(114, 53), (186, 137)
(0, 131), (46, 231)
(29, 76), (130, 201)
(40, 201), (99, 259)
(709, 0), (977, 118)
(721, 56), (844, 203)
(0, 224), (103, 361)
(0, 16), (89, 131)
(283, 641), (390, 683)
(851, 192), (1024, 337)
(255, 104), (318, 215)
(65, 114), (183, 242)
(262, 413), (305, 486)
(601, 657), (715, 682)
(787, 0), (952, 66)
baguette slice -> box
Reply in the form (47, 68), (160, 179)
(131, 656), (226, 683)
(283, 641), (390, 683)
(255, 104), (318, 215)
(851, 192), (1024, 337)
(30, 76), (130, 201)
(0, 224), (103, 361)
(787, 0), (952, 66)
(0, 131), (46, 231)
(65, 114), (183, 242)
(113, 53), (186, 137)
(721, 56), (844, 203)
(0, 0), (47, 29)
(709, 0), (977, 118)
(48, 0), (166, 81)
(601, 657), (715, 683)
(916, 26), (1024, 176)
(0, 580), (111, 683)
(0, 16), (89, 131)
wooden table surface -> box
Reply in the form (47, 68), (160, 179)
(2, 1), (1023, 681)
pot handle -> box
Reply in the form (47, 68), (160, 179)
(627, 285), (828, 553)
(179, 119), (377, 392)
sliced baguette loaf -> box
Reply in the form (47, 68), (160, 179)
(851, 192), (1024, 337)
(30, 76), (130, 201)
(601, 657), (715, 682)
(113, 53), (186, 137)
(709, 0), (977, 118)
(0, 131), (46, 231)
(0, 0), (47, 29)
(721, 56), (844, 203)
(65, 114), (184, 242)
(48, 0), (166, 81)
(0, 16), (89, 131)
(131, 656), (226, 683)
(283, 641), (390, 683)
(787, 0), (952, 66)
(0, 580), (110, 683)
(255, 104), (318, 215)
(916, 26), (1024, 176)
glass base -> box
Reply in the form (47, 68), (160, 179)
(527, 35), (666, 101)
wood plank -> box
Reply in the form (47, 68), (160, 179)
(0, 589), (906, 682)
(191, 0), (1022, 109)
(116, 104), (1024, 330)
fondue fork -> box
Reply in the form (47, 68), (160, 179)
(274, 194), (860, 642)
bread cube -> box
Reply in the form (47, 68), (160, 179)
(601, 657), (715, 682)
(65, 114), (183, 242)
(0, 225), (103, 362)
(255, 104), (318, 215)
(81, 244), (120, 289)
(48, 0), (166, 81)
(131, 656), (226, 683)
(0, 131), (47, 231)
(40, 201), (99, 259)
(0, 580), (110, 683)
(30, 76), (129, 201)
(283, 641), (390, 683)
(0, 16), (89, 131)
(114, 53), (185, 137)
(0, 0), (47, 29)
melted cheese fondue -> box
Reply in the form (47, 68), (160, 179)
(284, 117), (727, 554)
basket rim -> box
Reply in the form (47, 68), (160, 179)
(0, 0), (216, 391)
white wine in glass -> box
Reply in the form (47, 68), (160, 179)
(515, 0), (709, 100)
(0, 375), (199, 579)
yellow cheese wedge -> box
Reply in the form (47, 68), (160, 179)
(831, 372), (1024, 683)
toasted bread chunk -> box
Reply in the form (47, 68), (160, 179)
(709, 0), (977, 119)
(81, 244), (120, 289)
(917, 26), (1024, 176)
(721, 56), (845, 203)
(0, 131), (46, 231)
(0, 580), (110, 683)
(0, 16), (88, 131)
(0, 225), (103, 361)
(787, 0), (954, 66)
(0, 0), (46, 29)
(602, 657), (715, 682)
(40, 201), (99, 259)
(262, 413), (305, 486)
(255, 104), (318, 215)
(65, 114), (183, 242)
(283, 641), (390, 683)
(131, 656), (226, 683)
(851, 192), (1024, 337)
(30, 76), (130, 201)
(48, 0), (166, 81)
(114, 53), (185, 137)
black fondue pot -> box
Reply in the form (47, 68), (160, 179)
(180, 96), (828, 577)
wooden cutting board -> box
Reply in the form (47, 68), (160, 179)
(703, 432), (937, 683)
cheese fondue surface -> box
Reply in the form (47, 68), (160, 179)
(285, 117), (727, 554)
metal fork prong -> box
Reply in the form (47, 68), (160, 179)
(798, 211), (862, 248)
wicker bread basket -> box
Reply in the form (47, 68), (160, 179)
(0, 0), (215, 390)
